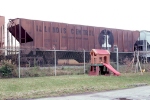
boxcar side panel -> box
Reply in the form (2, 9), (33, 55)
(21, 19), (34, 39)
(133, 31), (140, 51)
(117, 30), (123, 52)
(95, 27), (100, 49)
(68, 24), (75, 50)
(60, 23), (68, 50)
(51, 22), (60, 50)
(88, 26), (95, 50)
(98, 28), (115, 51)
(0, 16), (5, 49)
(0, 16), (5, 27)
(82, 25), (88, 50)
(13, 18), (141, 52)
(99, 27), (106, 49)
(34, 21), (43, 48)
(19, 19), (33, 49)
(43, 21), (51, 49)
(111, 29), (117, 52)
(75, 25), (82, 50)
(128, 31), (133, 52)
(108, 28), (115, 52)
(123, 31), (128, 52)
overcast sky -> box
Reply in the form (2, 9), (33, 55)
(0, 0), (150, 31)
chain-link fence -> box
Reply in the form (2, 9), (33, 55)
(18, 48), (91, 77)
(0, 47), (150, 78)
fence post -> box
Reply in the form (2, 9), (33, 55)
(18, 19), (21, 78)
(53, 47), (56, 76)
(83, 49), (85, 74)
(116, 47), (119, 71)
(18, 48), (20, 78)
(114, 45), (119, 71)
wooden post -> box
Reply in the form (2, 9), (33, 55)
(127, 50), (143, 74)
(137, 51), (143, 75)
(131, 51), (135, 72)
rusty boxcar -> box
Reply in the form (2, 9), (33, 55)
(8, 18), (140, 51)
(0, 16), (5, 54)
(7, 18), (140, 65)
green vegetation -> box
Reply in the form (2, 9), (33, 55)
(0, 61), (17, 78)
(0, 73), (150, 100)
(19, 66), (84, 77)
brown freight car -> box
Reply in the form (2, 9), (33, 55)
(8, 18), (140, 52)
(7, 18), (140, 65)
(0, 16), (5, 55)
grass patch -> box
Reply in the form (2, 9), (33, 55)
(0, 73), (150, 99)
(19, 66), (84, 77)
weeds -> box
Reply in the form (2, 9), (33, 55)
(0, 61), (17, 78)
